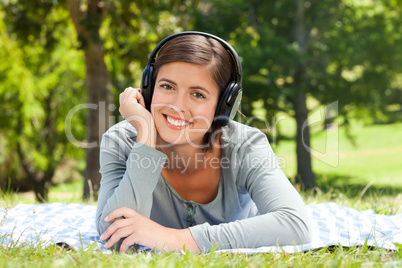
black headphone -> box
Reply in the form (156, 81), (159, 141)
(140, 31), (242, 127)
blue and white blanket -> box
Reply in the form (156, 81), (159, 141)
(0, 202), (401, 253)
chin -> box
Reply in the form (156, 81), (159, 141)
(156, 131), (207, 149)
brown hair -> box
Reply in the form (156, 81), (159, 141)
(153, 34), (235, 150)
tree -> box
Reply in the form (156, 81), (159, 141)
(191, 0), (402, 188)
(192, 0), (318, 188)
(0, 5), (86, 201)
(66, 0), (112, 200)
(310, 0), (402, 120)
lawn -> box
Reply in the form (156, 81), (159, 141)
(274, 120), (402, 189)
(0, 243), (400, 267)
(0, 122), (401, 267)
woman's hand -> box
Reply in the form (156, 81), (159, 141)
(100, 207), (200, 253)
(119, 87), (156, 148)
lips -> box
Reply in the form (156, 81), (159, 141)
(164, 115), (192, 127)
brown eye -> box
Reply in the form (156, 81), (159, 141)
(192, 92), (206, 99)
(161, 84), (173, 90)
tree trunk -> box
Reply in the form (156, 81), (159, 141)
(16, 141), (55, 202)
(33, 181), (48, 202)
(293, 91), (315, 189)
(32, 169), (55, 202)
(67, 0), (111, 200)
(83, 43), (111, 200)
(292, 0), (315, 189)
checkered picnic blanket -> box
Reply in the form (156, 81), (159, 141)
(0, 202), (401, 253)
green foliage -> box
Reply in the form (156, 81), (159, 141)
(311, 0), (402, 123)
(100, 1), (195, 118)
(189, 0), (402, 187)
(0, 5), (86, 195)
(192, 0), (402, 128)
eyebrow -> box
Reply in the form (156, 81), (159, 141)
(157, 78), (211, 95)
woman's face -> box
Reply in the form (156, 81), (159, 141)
(151, 62), (220, 148)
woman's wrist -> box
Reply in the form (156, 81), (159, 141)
(134, 125), (156, 148)
(128, 117), (156, 148)
(173, 228), (200, 253)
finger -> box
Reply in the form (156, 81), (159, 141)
(101, 218), (129, 240)
(104, 226), (134, 249)
(120, 87), (136, 103)
(127, 88), (145, 108)
(121, 87), (134, 98)
(119, 88), (129, 105)
(105, 207), (137, 222)
(124, 88), (137, 104)
(119, 91), (124, 106)
(137, 92), (146, 108)
(124, 87), (135, 93)
(119, 235), (139, 254)
(124, 90), (141, 108)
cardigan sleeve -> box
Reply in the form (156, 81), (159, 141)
(189, 125), (311, 251)
(95, 122), (167, 237)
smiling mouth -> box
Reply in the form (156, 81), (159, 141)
(164, 115), (192, 127)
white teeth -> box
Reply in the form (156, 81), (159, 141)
(166, 116), (190, 127)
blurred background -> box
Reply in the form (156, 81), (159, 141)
(0, 0), (401, 203)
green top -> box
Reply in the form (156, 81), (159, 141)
(96, 120), (311, 251)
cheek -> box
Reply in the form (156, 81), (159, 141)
(150, 90), (170, 114)
(192, 105), (216, 127)
(151, 90), (165, 105)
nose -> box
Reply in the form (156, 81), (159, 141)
(169, 91), (187, 113)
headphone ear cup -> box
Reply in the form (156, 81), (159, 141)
(229, 88), (242, 119)
(141, 65), (154, 111)
(214, 82), (242, 126)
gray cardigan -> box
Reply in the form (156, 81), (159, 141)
(96, 120), (311, 251)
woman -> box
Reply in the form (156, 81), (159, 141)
(96, 31), (311, 253)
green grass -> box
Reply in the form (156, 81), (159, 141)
(0, 244), (400, 268)
(273, 120), (402, 190)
